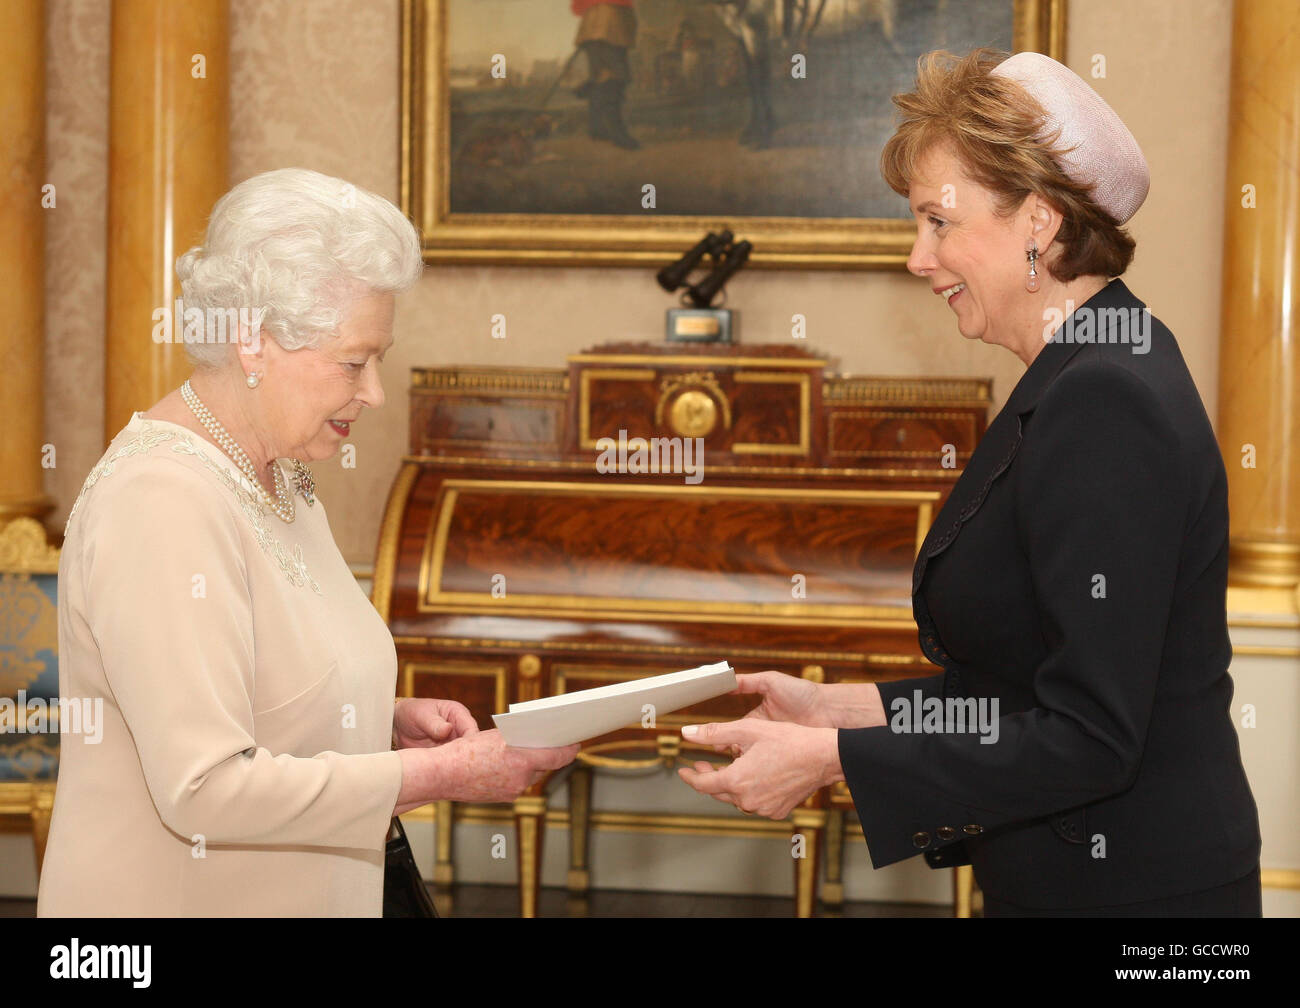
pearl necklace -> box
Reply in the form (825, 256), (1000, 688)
(181, 379), (295, 523)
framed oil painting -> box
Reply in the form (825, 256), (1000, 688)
(401, 0), (1066, 268)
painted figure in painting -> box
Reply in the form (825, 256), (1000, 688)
(573, 0), (640, 149)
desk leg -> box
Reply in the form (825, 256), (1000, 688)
(954, 864), (974, 918)
(791, 806), (826, 918)
(822, 808), (845, 907)
(433, 799), (455, 887)
(567, 765), (592, 892)
(515, 794), (547, 918)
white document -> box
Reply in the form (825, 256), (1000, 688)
(492, 661), (736, 748)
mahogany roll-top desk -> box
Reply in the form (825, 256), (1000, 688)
(371, 342), (990, 916)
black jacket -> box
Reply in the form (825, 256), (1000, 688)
(838, 278), (1261, 908)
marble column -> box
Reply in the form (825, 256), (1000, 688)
(1217, 0), (1300, 588)
(0, 0), (53, 526)
(105, 0), (229, 437)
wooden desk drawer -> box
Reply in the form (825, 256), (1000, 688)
(827, 409), (978, 461)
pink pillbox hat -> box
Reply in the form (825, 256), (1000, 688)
(990, 51), (1149, 225)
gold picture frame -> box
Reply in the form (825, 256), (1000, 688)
(401, 0), (1067, 269)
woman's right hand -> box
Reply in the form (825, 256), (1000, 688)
(731, 672), (888, 732)
(394, 730), (579, 813)
(734, 671), (842, 728)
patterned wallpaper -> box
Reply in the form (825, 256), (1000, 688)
(43, 0), (108, 538)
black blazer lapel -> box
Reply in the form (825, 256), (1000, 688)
(911, 405), (1023, 596)
(910, 278), (1146, 599)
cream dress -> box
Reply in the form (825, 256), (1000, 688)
(37, 413), (404, 917)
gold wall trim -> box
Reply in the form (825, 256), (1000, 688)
(1231, 644), (1300, 658)
(1226, 584), (1300, 627)
(1261, 868), (1300, 891)
(416, 479), (934, 625)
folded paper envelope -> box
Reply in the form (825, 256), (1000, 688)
(492, 661), (736, 748)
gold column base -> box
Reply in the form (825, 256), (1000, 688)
(0, 497), (55, 525)
(1229, 539), (1300, 588)
(0, 515), (60, 571)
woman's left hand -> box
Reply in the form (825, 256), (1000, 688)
(677, 721), (843, 819)
(392, 698), (480, 750)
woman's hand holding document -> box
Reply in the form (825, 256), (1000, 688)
(678, 671), (888, 820)
(492, 661), (737, 747)
(492, 664), (884, 821)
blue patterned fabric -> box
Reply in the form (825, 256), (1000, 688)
(0, 572), (60, 782)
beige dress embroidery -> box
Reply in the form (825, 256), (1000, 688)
(66, 418), (322, 594)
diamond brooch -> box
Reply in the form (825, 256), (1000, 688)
(290, 460), (316, 505)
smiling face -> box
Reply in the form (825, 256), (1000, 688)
(905, 143), (1042, 351)
(253, 291), (395, 463)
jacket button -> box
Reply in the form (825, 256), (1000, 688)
(963, 824), (983, 836)
(912, 831), (931, 849)
(937, 826), (955, 841)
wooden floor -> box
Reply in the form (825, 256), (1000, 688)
(1, 885), (948, 918)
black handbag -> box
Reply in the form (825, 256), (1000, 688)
(383, 817), (439, 917)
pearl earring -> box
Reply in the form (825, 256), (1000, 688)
(1025, 239), (1040, 293)
(246, 372), (261, 389)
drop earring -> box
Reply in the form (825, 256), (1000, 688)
(1025, 240), (1040, 293)
(246, 371), (261, 389)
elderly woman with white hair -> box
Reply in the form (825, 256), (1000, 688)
(679, 50), (1262, 916)
(37, 168), (578, 917)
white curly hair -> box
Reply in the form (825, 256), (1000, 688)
(175, 168), (423, 367)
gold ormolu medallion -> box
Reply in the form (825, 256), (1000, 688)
(668, 389), (718, 439)
(290, 460), (316, 505)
